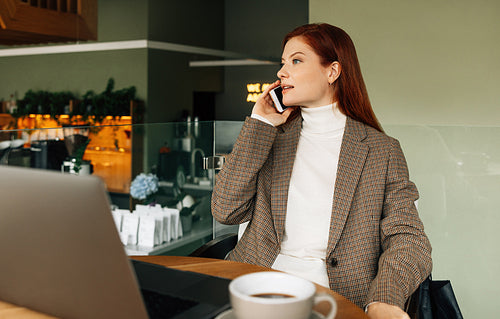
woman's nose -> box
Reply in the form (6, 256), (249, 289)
(277, 65), (287, 79)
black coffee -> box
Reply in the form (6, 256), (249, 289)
(251, 293), (295, 299)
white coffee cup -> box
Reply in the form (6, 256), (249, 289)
(229, 271), (337, 319)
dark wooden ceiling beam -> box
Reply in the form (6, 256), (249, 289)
(0, 0), (97, 45)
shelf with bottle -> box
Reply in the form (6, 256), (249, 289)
(0, 111), (138, 194)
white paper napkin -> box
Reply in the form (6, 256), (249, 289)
(121, 213), (140, 245)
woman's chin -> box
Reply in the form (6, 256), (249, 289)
(282, 99), (295, 107)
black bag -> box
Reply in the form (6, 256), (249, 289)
(406, 276), (463, 319)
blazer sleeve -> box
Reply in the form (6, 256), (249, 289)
(366, 138), (432, 309)
(211, 117), (278, 225)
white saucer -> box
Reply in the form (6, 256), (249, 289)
(215, 308), (325, 319)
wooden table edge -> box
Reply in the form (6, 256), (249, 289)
(130, 255), (368, 319)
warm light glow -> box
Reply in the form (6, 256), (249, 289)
(247, 83), (261, 93)
(246, 82), (272, 103)
(246, 93), (260, 103)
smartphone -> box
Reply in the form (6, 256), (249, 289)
(269, 86), (287, 113)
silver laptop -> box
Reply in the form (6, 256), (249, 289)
(0, 166), (230, 319)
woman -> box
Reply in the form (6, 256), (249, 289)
(212, 23), (432, 319)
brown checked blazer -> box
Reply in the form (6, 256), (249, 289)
(211, 114), (432, 309)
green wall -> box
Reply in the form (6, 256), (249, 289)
(215, 0), (308, 120)
(146, 0), (224, 124)
(98, 0), (148, 41)
(148, 0), (224, 48)
(310, 0), (500, 127)
(310, 1), (500, 317)
(0, 0), (148, 107)
(0, 50), (147, 106)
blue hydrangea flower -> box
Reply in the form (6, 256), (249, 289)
(130, 173), (159, 200)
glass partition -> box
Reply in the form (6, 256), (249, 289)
(385, 124), (500, 318)
(212, 121), (244, 238)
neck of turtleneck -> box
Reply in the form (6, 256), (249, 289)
(300, 103), (346, 136)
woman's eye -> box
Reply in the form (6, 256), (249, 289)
(292, 59), (301, 65)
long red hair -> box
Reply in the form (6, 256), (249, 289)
(283, 23), (383, 132)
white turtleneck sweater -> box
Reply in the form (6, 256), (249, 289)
(253, 103), (346, 287)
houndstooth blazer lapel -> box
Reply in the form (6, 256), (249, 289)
(270, 115), (302, 245)
(327, 117), (369, 256)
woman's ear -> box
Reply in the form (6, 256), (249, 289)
(328, 61), (341, 85)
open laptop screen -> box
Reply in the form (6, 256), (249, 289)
(0, 166), (149, 318)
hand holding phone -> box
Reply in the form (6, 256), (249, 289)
(269, 86), (288, 113)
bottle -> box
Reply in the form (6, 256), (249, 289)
(8, 94), (17, 114)
(194, 116), (199, 138)
(182, 116), (193, 152)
